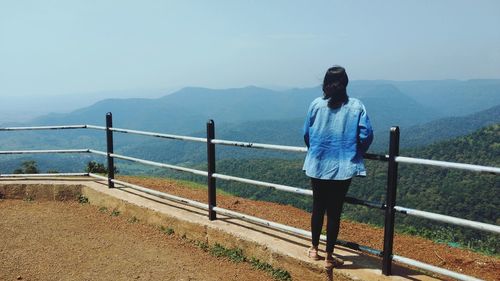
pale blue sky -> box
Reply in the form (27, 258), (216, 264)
(1, 0), (499, 99)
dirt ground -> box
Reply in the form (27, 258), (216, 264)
(120, 176), (500, 281)
(0, 200), (280, 281)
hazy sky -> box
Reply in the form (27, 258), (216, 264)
(1, 0), (500, 99)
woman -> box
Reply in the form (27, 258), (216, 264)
(303, 66), (373, 269)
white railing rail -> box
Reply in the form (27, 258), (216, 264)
(396, 156), (500, 174)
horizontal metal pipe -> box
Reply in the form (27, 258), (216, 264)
(0, 149), (90, 155)
(214, 206), (313, 236)
(110, 153), (208, 177)
(392, 255), (483, 281)
(212, 173), (313, 196)
(88, 149), (108, 157)
(0, 125), (87, 131)
(345, 196), (386, 210)
(110, 127), (207, 143)
(336, 239), (383, 257)
(211, 139), (387, 162)
(85, 125), (106, 130)
(213, 173), (385, 209)
(88, 173), (109, 181)
(212, 206), (380, 256)
(364, 153), (389, 162)
(112, 178), (209, 210)
(89, 173), (207, 211)
(211, 139), (307, 153)
(396, 156), (500, 175)
(394, 206), (500, 234)
(0, 173), (89, 177)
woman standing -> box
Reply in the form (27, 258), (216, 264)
(303, 66), (373, 269)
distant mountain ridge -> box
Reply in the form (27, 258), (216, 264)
(400, 104), (500, 148)
(30, 82), (440, 135)
(384, 79), (500, 116)
(26, 79), (500, 135)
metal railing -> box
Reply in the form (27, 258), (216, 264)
(1, 113), (498, 281)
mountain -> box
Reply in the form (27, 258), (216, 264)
(8, 79), (500, 131)
(30, 83), (438, 135)
(388, 79), (500, 117)
(400, 104), (500, 148)
(0, 89), (170, 124)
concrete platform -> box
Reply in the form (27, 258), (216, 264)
(0, 177), (443, 281)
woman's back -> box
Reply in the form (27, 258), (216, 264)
(303, 97), (373, 180)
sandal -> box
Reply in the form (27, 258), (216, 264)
(325, 256), (344, 270)
(307, 247), (322, 261)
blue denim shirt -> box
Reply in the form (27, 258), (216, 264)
(303, 97), (374, 180)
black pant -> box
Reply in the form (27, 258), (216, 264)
(310, 178), (351, 253)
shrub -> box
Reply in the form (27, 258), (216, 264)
(159, 225), (174, 235)
(85, 161), (119, 174)
(78, 195), (89, 204)
(13, 160), (39, 174)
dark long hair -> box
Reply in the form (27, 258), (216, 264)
(322, 66), (349, 108)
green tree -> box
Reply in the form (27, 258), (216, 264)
(85, 161), (119, 174)
(13, 160), (39, 174)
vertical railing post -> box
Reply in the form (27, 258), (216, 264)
(106, 112), (115, 188)
(382, 126), (400, 275)
(207, 119), (217, 220)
